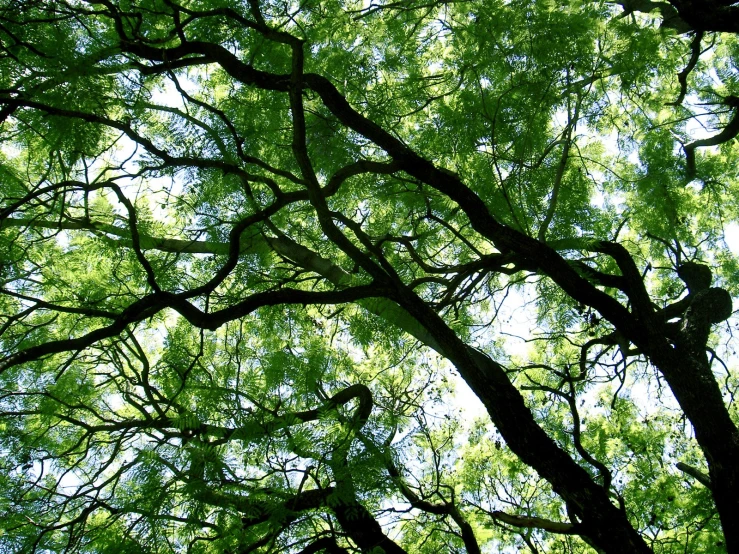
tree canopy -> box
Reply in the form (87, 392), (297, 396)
(2, 1), (739, 552)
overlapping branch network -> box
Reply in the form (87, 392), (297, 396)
(1, 1), (738, 553)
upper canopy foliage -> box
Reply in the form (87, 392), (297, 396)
(2, 0), (739, 553)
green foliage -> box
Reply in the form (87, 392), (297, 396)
(2, 0), (739, 553)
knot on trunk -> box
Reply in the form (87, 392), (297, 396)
(677, 262), (712, 294)
(681, 287), (733, 346)
(688, 287), (733, 325)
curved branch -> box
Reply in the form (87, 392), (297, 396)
(609, 0), (690, 32)
(0, 293), (166, 375)
(0, 285), (384, 375)
(684, 102), (739, 180)
(489, 510), (577, 534)
(296, 536), (350, 554)
(668, 31), (704, 106)
(0, 216), (233, 254)
(676, 462), (712, 489)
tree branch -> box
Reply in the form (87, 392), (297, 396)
(676, 462), (712, 489)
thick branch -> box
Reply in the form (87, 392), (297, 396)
(296, 537), (350, 554)
(0, 285), (384, 375)
(684, 103), (739, 180)
(490, 510), (576, 534)
(669, 31), (704, 106)
(609, 0), (691, 33)
(676, 462), (712, 489)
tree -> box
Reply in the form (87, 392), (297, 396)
(1, 0), (739, 552)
